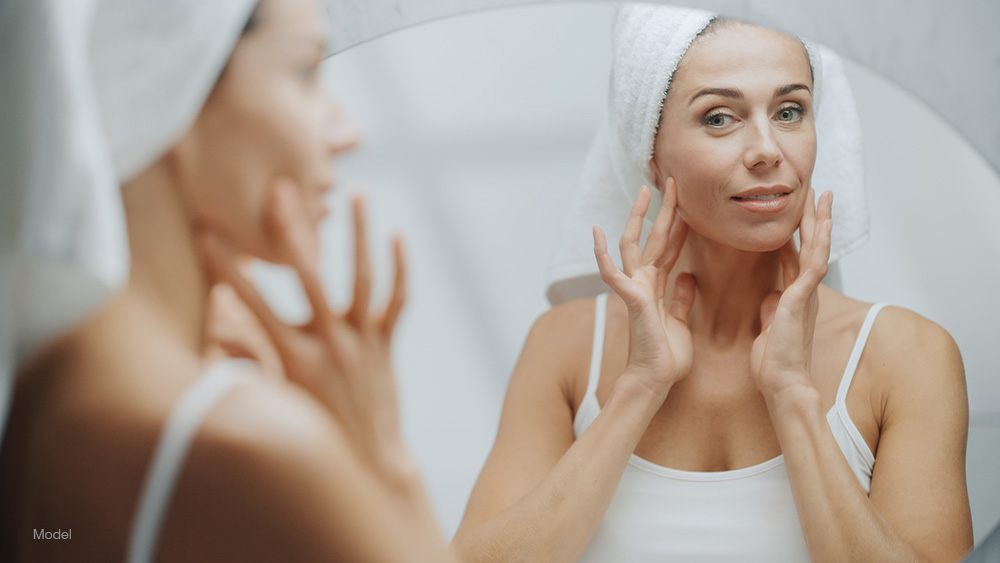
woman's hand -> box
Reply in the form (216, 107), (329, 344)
(201, 179), (410, 480)
(203, 267), (285, 381)
(592, 180), (695, 397)
(750, 188), (833, 399)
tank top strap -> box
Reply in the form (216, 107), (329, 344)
(584, 293), (610, 403)
(125, 358), (257, 563)
(835, 302), (889, 406)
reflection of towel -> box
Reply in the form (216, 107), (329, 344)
(546, 3), (869, 304)
(0, 0), (256, 440)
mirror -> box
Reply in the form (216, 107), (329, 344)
(253, 1), (999, 547)
(319, 0), (1000, 178)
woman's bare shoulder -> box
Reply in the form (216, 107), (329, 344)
(866, 305), (963, 377)
(520, 297), (601, 365)
(531, 296), (598, 341)
(520, 296), (603, 378)
(159, 374), (400, 560)
(820, 284), (962, 374)
(819, 287), (966, 426)
(186, 374), (352, 486)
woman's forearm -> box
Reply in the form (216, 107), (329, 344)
(766, 385), (926, 563)
(452, 375), (667, 563)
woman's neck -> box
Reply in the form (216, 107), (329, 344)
(117, 159), (209, 358)
(673, 230), (786, 346)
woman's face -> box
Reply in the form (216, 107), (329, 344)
(650, 23), (816, 252)
(173, 0), (357, 263)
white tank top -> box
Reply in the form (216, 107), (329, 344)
(125, 358), (256, 563)
(574, 294), (883, 562)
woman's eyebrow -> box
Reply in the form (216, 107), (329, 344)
(688, 87), (743, 105)
(687, 84), (812, 106)
(775, 83), (811, 97)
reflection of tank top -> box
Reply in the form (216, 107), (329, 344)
(125, 358), (256, 563)
(574, 293), (883, 563)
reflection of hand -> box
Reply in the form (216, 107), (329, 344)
(592, 180), (695, 397)
(750, 189), (833, 398)
(201, 179), (409, 479)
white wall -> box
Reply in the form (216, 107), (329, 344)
(255, 3), (1000, 545)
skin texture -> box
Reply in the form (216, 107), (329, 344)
(453, 23), (972, 563)
(0, 0), (456, 561)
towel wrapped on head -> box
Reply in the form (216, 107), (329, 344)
(546, 3), (868, 304)
(0, 0), (257, 442)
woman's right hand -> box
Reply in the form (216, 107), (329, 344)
(201, 179), (410, 481)
(592, 179), (695, 396)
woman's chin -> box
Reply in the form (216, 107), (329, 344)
(726, 226), (796, 253)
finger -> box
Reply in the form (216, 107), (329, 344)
(799, 188), (817, 255)
(811, 190), (833, 256)
(759, 291), (782, 334)
(779, 238), (799, 289)
(201, 232), (290, 351)
(205, 283), (286, 380)
(808, 191), (833, 282)
(668, 272), (696, 325)
(817, 190), (834, 222)
(380, 235), (407, 336)
(641, 180), (676, 265)
(806, 217), (833, 286)
(274, 181), (333, 327)
(346, 195), (372, 324)
(654, 218), (688, 271)
(594, 227), (635, 300)
(619, 186), (651, 276)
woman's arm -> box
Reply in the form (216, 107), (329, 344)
(752, 190), (972, 562)
(768, 308), (972, 563)
(453, 183), (695, 562)
(451, 304), (673, 563)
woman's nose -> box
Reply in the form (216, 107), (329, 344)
(743, 118), (783, 170)
(326, 97), (361, 154)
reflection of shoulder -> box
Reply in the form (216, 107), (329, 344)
(526, 297), (598, 363)
(530, 298), (598, 349)
(516, 297), (602, 400)
(863, 305), (966, 421)
(866, 305), (963, 377)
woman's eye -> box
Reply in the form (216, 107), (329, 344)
(701, 112), (732, 128)
(776, 106), (805, 122)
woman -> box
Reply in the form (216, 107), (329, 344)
(452, 6), (973, 562)
(0, 0), (456, 561)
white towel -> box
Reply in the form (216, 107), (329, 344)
(0, 0), (256, 442)
(546, 3), (869, 304)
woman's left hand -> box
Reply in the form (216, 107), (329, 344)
(203, 273), (286, 381)
(750, 188), (833, 399)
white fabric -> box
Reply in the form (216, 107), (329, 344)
(573, 293), (882, 562)
(126, 358), (257, 563)
(0, 0), (256, 444)
(547, 3), (869, 304)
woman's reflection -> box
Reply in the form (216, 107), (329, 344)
(451, 5), (973, 562)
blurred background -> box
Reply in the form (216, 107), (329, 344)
(250, 3), (1000, 544)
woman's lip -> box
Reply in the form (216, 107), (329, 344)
(731, 192), (792, 213)
(733, 185), (791, 198)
